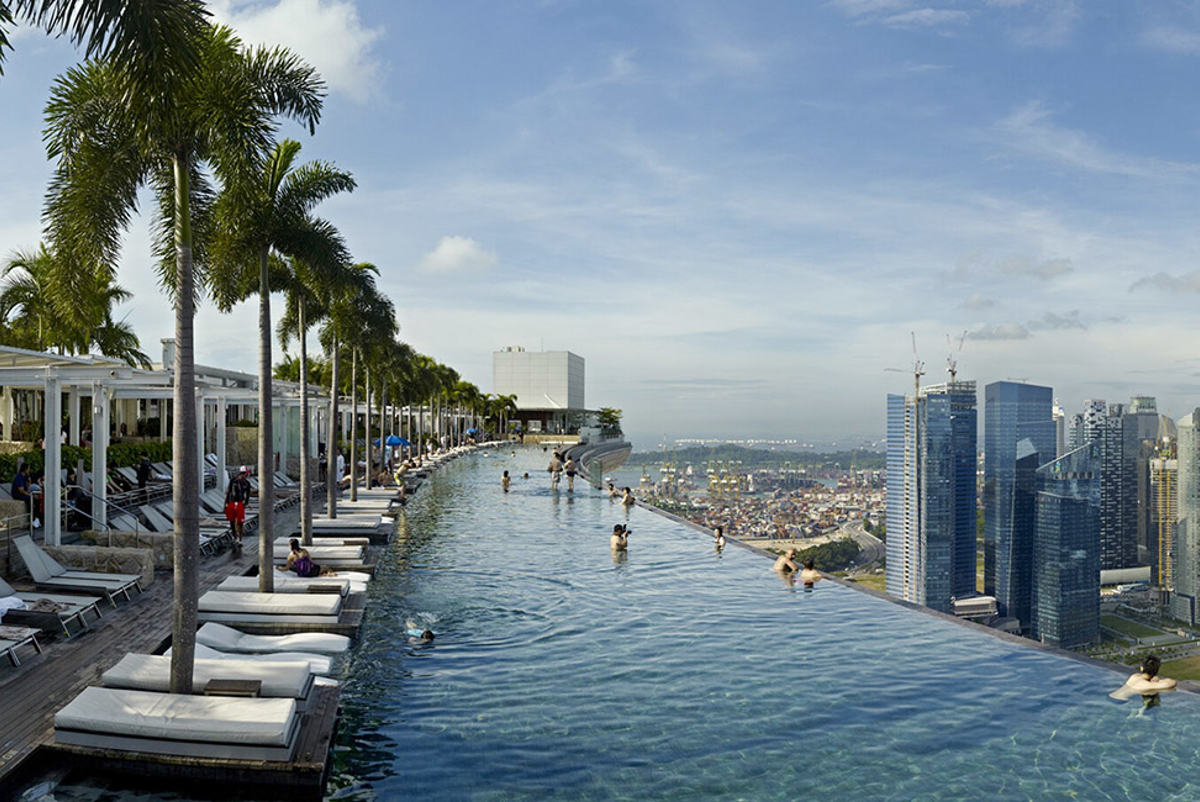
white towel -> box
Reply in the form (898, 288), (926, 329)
(0, 595), (29, 616)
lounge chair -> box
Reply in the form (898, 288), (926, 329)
(216, 574), (356, 596)
(196, 621), (350, 655)
(273, 536), (369, 548)
(13, 535), (142, 606)
(271, 545), (364, 567)
(167, 641), (334, 675)
(196, 591), (343, 625)
(0, 626), (42, 665)
(102, 653), (315, 708)
(0, 576), (102, 638)
(55, 687), (300, 761)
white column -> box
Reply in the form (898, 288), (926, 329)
(160, 399), (169, 443)
(68, 388), (80, 446)
(92, 382), (109, 529)
(277, 402), (288, 477)
(217, 396), (227, 492)
(44, 369), (62, 546)
(1, 387), (12, 442)
(196, 389), (205, 496)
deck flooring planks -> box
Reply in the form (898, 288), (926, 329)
(0, 501), (359, 793)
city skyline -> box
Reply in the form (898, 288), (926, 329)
(6, 2), (1200, 447)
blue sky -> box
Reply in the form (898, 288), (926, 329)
(4, 0), (1200, 449)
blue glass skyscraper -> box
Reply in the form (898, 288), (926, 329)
(1033, 443), (1101, 648)
(886, 381), (977, 614)
(983, 381), (1055, 630)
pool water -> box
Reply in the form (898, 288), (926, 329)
(31, 449), (1200, 801)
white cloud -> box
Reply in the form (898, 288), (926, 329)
(960, 292), (995, 310)
(1130, 271), (1200, 294)
(1141, 26), (1200, 55)
(416, 236), (498, 273)
(994, 101), (1199, 179)
(208, 0), (384, 103)
(883, 9), (969, 28)
(969, 322), (1030, 340)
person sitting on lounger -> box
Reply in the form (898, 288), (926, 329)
(283, 538), (333, 578)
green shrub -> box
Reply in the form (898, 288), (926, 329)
(0, 440), (174, 482)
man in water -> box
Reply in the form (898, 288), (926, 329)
(611, 524), (629, 551)
(548, 453), (563, 488)
(621, 487), (635, 507)
(564, 456), (578, 491)
(773, 548), (799, 574)
(501, 470), (511, 491)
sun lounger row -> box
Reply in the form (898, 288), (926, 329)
(0, 576), (101, 638)
(58, 618), (350, 762)
(14, 535), (142, 606)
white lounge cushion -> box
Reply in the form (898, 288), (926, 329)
(169, 642), (333, 675)
(270, 546), (363, 564)
(198, 591), (341, 617)
(197, 622), (350, 655)
(55, 686), (296, 746)
(102, 654), (312, 699)
(273, 537), (369, 548)
(217, 575), (358, 596)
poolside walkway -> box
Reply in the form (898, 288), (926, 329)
(0, 507), (299, 794)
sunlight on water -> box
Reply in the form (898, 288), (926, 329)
(33, 447), (1200, 801)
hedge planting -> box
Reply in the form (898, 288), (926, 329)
(0, 441), (174, 482)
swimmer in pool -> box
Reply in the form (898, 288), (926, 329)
(611, 524), (629, 551)
(607, 482), (619, 498)
(621, 487), (635, 507)
(501, 470), (511, 491)
(773, 548), (799, 574)
(800, 558), (823, 589)
(1111, 654), (1176, 700)
(714, 525), (725, 549)
(406, 628), (435, 641)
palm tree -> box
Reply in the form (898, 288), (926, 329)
(279, 252), (355, 546)
(319, 262), (380, 518)
(0, 244), (151, 366)
(210, 139), (353, 586)
(43, 24), (324, 693)
(1, 1), (208, 77)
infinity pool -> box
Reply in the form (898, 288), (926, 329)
(32, 448), (1200, 801)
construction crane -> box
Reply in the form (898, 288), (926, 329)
(884, 332), (926, 397)
(911, 332), (925, 397)
(946, 330), (967, 384)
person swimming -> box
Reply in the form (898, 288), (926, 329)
(405, 628), (435, 641)
(800, 558), (822, 589)
(1112, 654), (1177, 700)
(501, 470), (511, 491)
(621, 487), (635, 507)
(714, 525), (725, 548)
(773, 548), (799, 573)
(611, 524), (629, 551)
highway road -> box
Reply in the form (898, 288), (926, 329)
(841, 520), (884, 569)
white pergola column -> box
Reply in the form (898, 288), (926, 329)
(1, 387), (12, 442)
(44, 369), (62, 546)
(92, 382), (109, 529)
(68, 388), (80, 446)
(160, 399), (169, 443)
(277, 402), (288, 477)
(217, 396), (227, 492)
(196, 389), (205, 496)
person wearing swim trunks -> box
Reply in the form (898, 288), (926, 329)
(564, 457), (578, 491)
(501, 470), (511, 491)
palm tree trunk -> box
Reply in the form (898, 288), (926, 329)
(349, 347), (358, 503)
(169, 152), (199, 694)
(326, 335), (339, 520)
(298, 296), (312, 546)
(256, 244), (275, 592)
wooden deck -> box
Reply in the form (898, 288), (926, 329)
(0, 503), (360, 799)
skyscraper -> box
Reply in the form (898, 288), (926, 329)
(886, 381), (977, 614)
(983, 381), (1055, 630)
(1171, 410), (1200, 624)
(1033, 442), (1101, 648)
(1149, 448), (1177, 595)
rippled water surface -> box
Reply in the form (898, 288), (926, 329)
(34, 448), (1200, 801)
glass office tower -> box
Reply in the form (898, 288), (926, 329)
(886, 382), (977, 614)
(983, 381), (1055, 629)
(1033, 443), (1101, 648)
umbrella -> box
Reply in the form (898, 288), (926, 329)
(386, 435), (411, 447)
